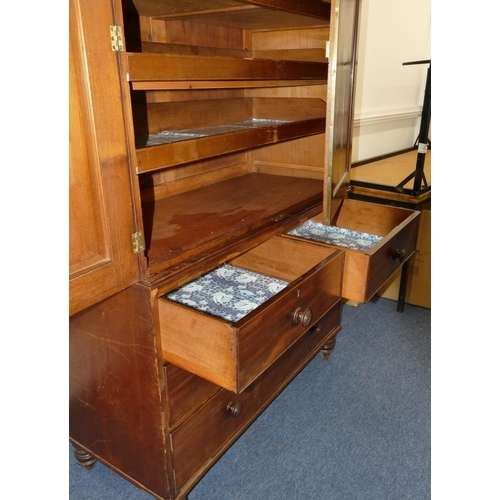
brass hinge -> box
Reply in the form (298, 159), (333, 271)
(110, 25), (124, 52)
(132, 232), (145, 254)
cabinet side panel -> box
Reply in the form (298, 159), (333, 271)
(69, 284), (172, 499)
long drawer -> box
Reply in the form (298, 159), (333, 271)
(164, 363), (219, 429)
(158, 236), (343, 393)
(170, 303), (341, 494)
(282, 199), (420, 303)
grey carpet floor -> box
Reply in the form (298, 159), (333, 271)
(69, 296), (431, 499)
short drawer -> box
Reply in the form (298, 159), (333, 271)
(283, 198), (420, 303)
(171, 303), (341, 493)
(158, 236), (343, 393)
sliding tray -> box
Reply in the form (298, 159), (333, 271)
(157, 236), (343, 393)
(282, 199), (421, 303)
(133, 97), (326, 172)
(127, 0), (331, 26)
(127, 53), (328, 87)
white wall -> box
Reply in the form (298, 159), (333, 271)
(352, 0), (431, 162)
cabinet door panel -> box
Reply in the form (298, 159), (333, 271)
(69, 0), (141, 316)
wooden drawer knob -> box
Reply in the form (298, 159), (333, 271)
(293, 307), (312, 327)
(392, 248), (406, 262)
(226, 401), (242, 418)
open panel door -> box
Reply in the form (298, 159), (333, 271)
(69, 0), (143, 316)
(323, 0), (361, 224)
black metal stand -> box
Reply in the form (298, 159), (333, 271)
(397, 260), (411, 312)
(396, 59), (431, 195)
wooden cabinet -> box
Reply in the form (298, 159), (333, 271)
(69, 0), (419, 498)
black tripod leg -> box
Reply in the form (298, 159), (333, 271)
(413, 65), (431, 194)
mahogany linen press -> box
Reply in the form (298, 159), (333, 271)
(69, 0), (420, 498)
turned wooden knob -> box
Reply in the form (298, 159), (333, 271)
(392, 248), (406, 262)
(293, 307), (312, 327)
(226, 401), (242, 418)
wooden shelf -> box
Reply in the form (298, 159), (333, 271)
(134, 97), (326, 173)
(142, 173), (323, 278)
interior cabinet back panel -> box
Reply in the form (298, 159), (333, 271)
(139, 153), (251, 202)
(153, 20), (247, 49)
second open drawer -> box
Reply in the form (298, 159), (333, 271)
(158, 236), (343, 393)
(282, 198), (421, 303)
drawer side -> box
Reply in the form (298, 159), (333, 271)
(159, 301), (238, 391)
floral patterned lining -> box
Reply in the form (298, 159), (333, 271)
(140, 118), (292, 147)
(163, 264), (289, 323)
(288, 220), (383, 251)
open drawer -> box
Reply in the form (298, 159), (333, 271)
(282, 199), (420, 303)
(158, 236), (343, 393)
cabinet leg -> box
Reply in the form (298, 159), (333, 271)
(321, 336), (337, 360)
(73, 445), (97, 470)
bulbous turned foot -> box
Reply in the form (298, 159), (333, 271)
(73, 446), (97, 470)
(320, 337), (336, 360)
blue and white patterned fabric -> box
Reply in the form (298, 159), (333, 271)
(163, 264), (289, 323)
(142, 119), (292, 147)
(288, 220), (382, 251)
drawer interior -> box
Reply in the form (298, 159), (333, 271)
(287, 199), (417, 255)
(158, 236), (343, 392)
(163, 236), (340, 321)
(164, 262), (289, 323)
(329, 198), (416, 239)
(288, 220), (383, 252)
(229, 235), (340, 282)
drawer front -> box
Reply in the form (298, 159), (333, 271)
(165, 364), (219, 429)
(362, 212), (420, 301)
(158, 236), (343, 393)
(338, 211), (420, 302)
(170, 303), (341, 493)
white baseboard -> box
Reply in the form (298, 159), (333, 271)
(353, 107), (422, 128)
(352, 107), (424, 162)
